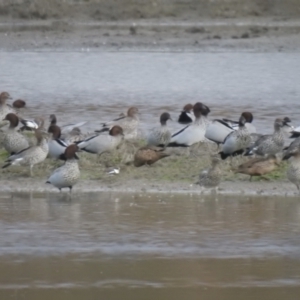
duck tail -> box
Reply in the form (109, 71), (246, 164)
(2, 162), (11, 169)
(219, 151), (229, 160)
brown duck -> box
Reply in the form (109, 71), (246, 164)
(233, 155), (281, 181)
(134, 146), (170, 167)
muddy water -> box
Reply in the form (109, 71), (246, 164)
(0, 192), (300, 299)
(0, 52), (300, 134)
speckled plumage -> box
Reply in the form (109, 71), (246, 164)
(219, 116), (251, 159)
(197, 157), (221, 188)
(0, 92), (15, 120)
(47, 160), (80, 192)
(2, 130), (49, 176)
(97, 107), (139, 140)
(2, 113), (29, 155)
(283, 137), (300, 160)
(246, 118), (288, 156)
(147, 112), (171, 147)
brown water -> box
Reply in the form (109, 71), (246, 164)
(1, 192), (300, 299)
(0, 52), (300, 134)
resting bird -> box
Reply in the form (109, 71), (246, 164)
(196, 156), (221, 188)
(134, 146), (170, 167)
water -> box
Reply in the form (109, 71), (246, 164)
(0, 52), (300, 133)
(1, 192), (300, 299)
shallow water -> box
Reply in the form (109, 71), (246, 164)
(1, 192), (300, 299)
(0, 52), (300, 134)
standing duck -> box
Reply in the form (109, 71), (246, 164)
(219, 115), (251, 160)
(2, 113), (29, 155)
(96, 107), (140, 140)
(168, 102), (211, 147)
(46, 144), (80, 192)
(178, 103), (195, 124)
(76, 125), (124, 156)
(134, 146), (170, 167)
(197, 156), (222, 188)
(245, 118), (290, 157)
(147, 112), (172, 147)
(2, 129), (49, 176)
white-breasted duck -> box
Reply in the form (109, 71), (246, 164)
(219, 115), (251, 160)
(178, 103), (195, 124)
(95, 107), (139, 140)
(76, 125), (124, 156)
(46, 144), (80, 192)
(168, 102), (211, 147)
(2, 129), (49, 176)
(222, 112), (256, 133)
(48, 124), (76, 160)
(147, 112), (172, 147)
(245, 118), (291, 157)
(2, 113), (29, 155)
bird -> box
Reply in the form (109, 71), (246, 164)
(48, 124), (73, 160)
(76, 125), (124, 156)
(178, 103), (195, 124)
(219, 115), (251, 160)
(233, 155), (281, 181)
(95, 107), (140, 140)
(196, 156), (222, 188)
(245, 118), (291, 157)
(46, 144), (80, 192)
(134, 146), (170, 167)
(286, 149), (300, 193)
(12, 99), (26, 109)
(2, 129), (49, 176)
(290, 126), (300, 138)
(168, 102), (211, 147)
(283, 137), (300, 160)
(20, 117), (44, 131)
(0, 91), (15, 120)
(205, 112), (256, 146)
(49, 114), (88, 135)
(222, 112), (256, 133)
(2, 113), (29, 155)
(147, 112), (172, 147)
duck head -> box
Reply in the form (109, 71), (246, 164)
(64, 144), (81, 160)
(49, 114), (57, 125)
(13, 99), (26, 109)
(48, 124), (62, 139)
(160, 112), (172, 125)
(183, 103), (193, 113)
(127, 107), (139, 117)
(109, 125), (124, 137)
(241, 112), (253, 123)
(4, 113), (19, 128)
(0, 92), (12, 105)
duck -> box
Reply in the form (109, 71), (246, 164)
(178, 103), (195, 124)
(233, 155), (280, 181)
(61, 127), (93, 144)
(49, 114), (88, 135)
(20, 117), (44, 132)
(48, 124), (73, 160)
(283, 137), (300, 160)
(196, 156), (221, 188)
(222, 112), (256, 133)
(286, 150), (300, 193)
(95, 107), (140, 140)
(2, 129), (49, 176)
(290, 126), (300, 138)
(2, 113), (29, 155)
(46, 144), (80, 192)
(205, 112), (256, 146)
(147, 112), (172, 147)
(0, 92), (15, 120)
(245, 118), (290, 157)
(168, 102), (211, 147)
(76, 125), (124, 156)
(134, 146), (170, 167)
(219, 115), (251, 160)
(12, 99), (26, 109)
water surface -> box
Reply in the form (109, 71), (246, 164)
(0, 192), (300, 299)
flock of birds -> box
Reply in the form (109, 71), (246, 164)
(1, 91), (300, 193)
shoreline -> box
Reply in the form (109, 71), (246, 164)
(1, 178), (298, 197)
